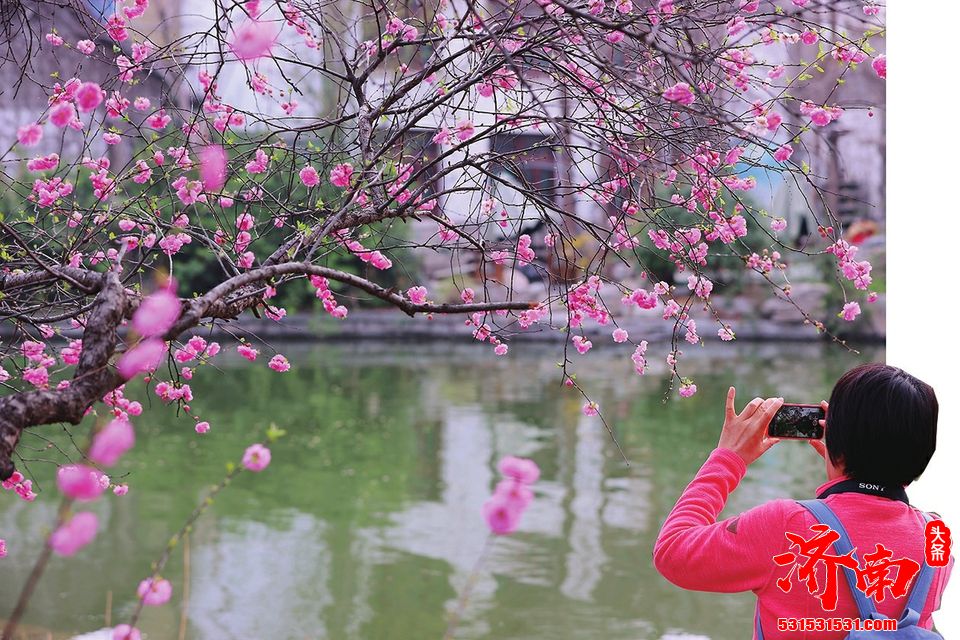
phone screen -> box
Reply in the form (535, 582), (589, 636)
(768, 404), (825, 439)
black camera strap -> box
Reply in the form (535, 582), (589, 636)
(816, 479), (910, 505)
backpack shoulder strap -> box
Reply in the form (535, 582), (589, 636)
(904, 511), (938, 615)
(796, 499), (880, 619)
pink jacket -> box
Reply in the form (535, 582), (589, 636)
(653, 448), (953, 639)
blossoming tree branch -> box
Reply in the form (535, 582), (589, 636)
(0, 0), (882, 630)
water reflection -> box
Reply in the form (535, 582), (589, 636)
(0, 341), (882, 640)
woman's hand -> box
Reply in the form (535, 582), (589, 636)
(808, 400), (829, 459)
(718, 387), (784, 466)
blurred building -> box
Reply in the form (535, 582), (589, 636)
(776, 5), (886, 245)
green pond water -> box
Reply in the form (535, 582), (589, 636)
(0, 340), (883, 640)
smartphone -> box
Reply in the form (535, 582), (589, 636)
(767, 403), (825, 439)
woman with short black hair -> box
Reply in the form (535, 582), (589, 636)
(653, 363), (952, 639)
(824, 363), (938, 487)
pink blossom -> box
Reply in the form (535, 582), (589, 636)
(572, 335), (593, 354)
(132, 288), (181, 337)
(582, 401), (599, 416)
(0, 538), (6, 558)
(60, 340), (83, 364)
(773, 144), (794, 163)
(199, 145), (228, 191)
(662, 82), (695, 106)
(50, 102), (77, 128)
(867, 292), (879, 303)
(841, 301), (861, 321)
(330, 163), (353, 188)
(17, 123), (43, 147)
(482, 494), (521, 535)
(236, 212), (255, 231)
(800, 30), (819, 45)
(147, 110), (171, 130)
(679, 383), (698, 398)
(687, 274), (713, 299)
(159, 234), (189, 256)
(810, 108), (832, 127)
(494, 343), (508, 356)
(493, 479), (533, 510)
(229, 19), (277, 61)
(456, 120), (475, 141)
(771, 217), (787, 232)
(57, 465), (106, 501)
(268, 354), (290, 372)
(22, 341), (46, 363)
(49, 512), (99, 556)
(612, 328), (629, 343)
(245, 148), (269, 174)
(516, 234), (535, 264)
(727, 16), (746, 37)
(77, 39), (95, 54)
(2, 471), (21, 490)
(114, 484), (129, 496)
(724, 147), (745, 165)
(300, 165), (320, 187)
(23, 366), (48, 388)
(134, 97), (151, 111)
(498, 456), (540, 484)
(104, 92), (129, 118)
(237, 344), (259, 361)
(116, 55), (135, 82)
(107, 15), (129, 41)
(137, 577), (173, 606)
(242, 443), (272, 472)
(132, 159), (152, 184)
(265, 305), (285, 321)
(872, 54), (886, 79)
(6, 473), (36, 501)
(75, 82), (105, 112)
(112, 626), (141, 640)
(46, 32), (64, 46)
(27, 154), (59, 172)
(195, 421), (210, 434)
(89, 419), (135, 467)
(205, 342), (222, 358)
(622, 288), (658, 310)
(406, 286), (428, 304)
(132, 41), (151, 63)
